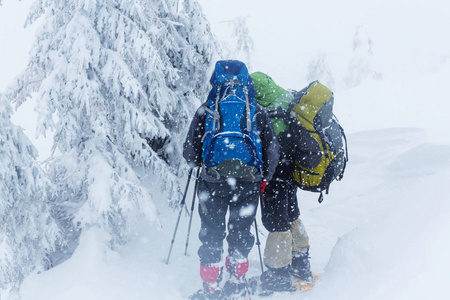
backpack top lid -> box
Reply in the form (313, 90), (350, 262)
(251, 72), (294, 135)
(208, 60), (255, 101)
(251, 72), (292, 110)
(210, 60), (251, 86)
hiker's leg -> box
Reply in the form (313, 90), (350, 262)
(226, 181), (259, 261)
(290, 218), (313, 281)
(287, 181), (300, 226)
(287, 182), (313, 281)
(220, 181), (258, 298)
(197, 180), (228, 265)
(261, 181), (291, 233)
(259, 181), (295, 291)
(291, 218), (310, 254)
(261, 181), (292, 267)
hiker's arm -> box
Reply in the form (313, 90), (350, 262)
(183, 105), (206, 168)
(257, 106), (280, 182)
(291, 120), (322, 169)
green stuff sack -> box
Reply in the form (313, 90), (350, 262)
(290, 81), (348, 202)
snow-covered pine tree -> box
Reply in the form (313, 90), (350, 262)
(306, 51), (335, 90)
(344, 26), (382, 88)
(232, 17), (254, 69)
(6, 0), (219, 252)
(0, 94), (61, 295)
(220, 16), (253, 69)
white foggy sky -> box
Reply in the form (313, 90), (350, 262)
(0, 0), (35, 92)
(1, 0), (449, 139)
(1, 0), (449, 92)
(198, 0), (450, 89)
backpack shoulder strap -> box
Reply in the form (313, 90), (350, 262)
(267, 106), (289, 118)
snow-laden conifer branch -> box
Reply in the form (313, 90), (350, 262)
(0, 94), (61, 294)
(5, 0), (219, 270)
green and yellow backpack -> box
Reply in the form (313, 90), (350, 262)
(290, 81), (348, 202)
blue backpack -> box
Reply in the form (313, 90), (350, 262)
(201, 60), (263, 178)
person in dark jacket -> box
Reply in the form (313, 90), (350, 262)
(251, 72), (322, 292)
(184, 68), (280, 299)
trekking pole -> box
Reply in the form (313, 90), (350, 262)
(254, 219), (264, 273)
(184, 167), (200, 256)
(166, 168), (194, 265)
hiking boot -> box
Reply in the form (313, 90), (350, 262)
(290, 250), (313, 282)
(260, 266), (295, 292)
(220, 257), (251, 299)
(220, 276), (250, 299)
(189, 286), (222, 300)
(189, 264), (223, 299)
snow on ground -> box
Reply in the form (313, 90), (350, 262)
(303, 128), (450, 300)
(17, 125), (450, 300)
(18, 82), (450, 300)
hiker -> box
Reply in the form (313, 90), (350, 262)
(250, 72), (322, 292)
(183, 61), (280, 299)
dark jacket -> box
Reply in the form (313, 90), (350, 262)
(272, 117), (322, 181)
(183, 102), (280, 183)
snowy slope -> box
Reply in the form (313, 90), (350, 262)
(17, 65), (450, 300)
(17, 121), (450, 300)
(2, 0), (450, 299)
(304, 128), (450, 300)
